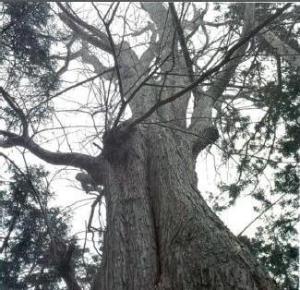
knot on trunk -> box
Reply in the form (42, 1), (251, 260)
(76, 172), (101, 193)
(102, 120), (136, 164)
(192, 126), (219, 156)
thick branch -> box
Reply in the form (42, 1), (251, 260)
(140, 3), (169, 31)
(139, 24), (158, 67)
(208, 3), (255, 97)
(169, 3), (194, 83)
(259, 27), (300, 69)
(192, 126), (219, 157)
(131, 4), (291, 126)
(190, 3), (291, 136)
(140, 3), (175, 66)
(57, 3), (112, 54)
(0, 131), (96, 171)
(190, 3), (255, 132)
(139, 4), (166, 67)
(80, 46), (107, 73)
(129, 4), (290, 129)
(0, 87), (28, 137)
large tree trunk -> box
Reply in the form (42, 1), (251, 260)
(0, 3), (292, 290)
(91, 124), (276, 290)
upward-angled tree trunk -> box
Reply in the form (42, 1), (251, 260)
(57, 3), (286, 289)
(1, 3), (289, 290)
(91, 123), (275, 290)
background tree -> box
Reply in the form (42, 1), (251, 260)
(0, 2), (298, 290)
(0, 160), (100, 290)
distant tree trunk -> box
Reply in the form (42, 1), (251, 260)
(91, 124), (276, 290)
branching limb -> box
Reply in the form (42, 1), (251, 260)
(76, 172), (100, 193)
(190, 3), (291, 146)
(140, 3), (174, 63)
(51, 36), (115, 81)
(87, 194), (103, 232)
(184, 3), (209, 40)
(169, 3), (194, 83)
(129, 4), (290, 130)
(0, 212), (19, 254)
(0, 130), (97, 171)
(190, 3), (255, 134)
(0, 87), (28, 137)
(97, 3), (125, 104)
(80, 42), (115, 81)
(259, 27), (300, 69)
(57, 3), (112, 54)
(54, 35), (79, 76)
(139, 22), (158, 67)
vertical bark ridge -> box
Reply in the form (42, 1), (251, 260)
(146, 127), (275, 290)
(93, 125), (276, 290)
(94, 127), (158, 290)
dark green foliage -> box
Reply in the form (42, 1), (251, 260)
(206, 4), (300, 288)
(0, 166), (65, 289)
(215, 66), (299, 289)
(0, 2), (59, 131)
(240, 220), (299, 290)
(1, 2), (57, 88)
(0, 166), (99, 289)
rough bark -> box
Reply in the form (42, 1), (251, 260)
(90, 124), (276, 290)
(0, 4), (290, 290)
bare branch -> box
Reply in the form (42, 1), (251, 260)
(79, 43), (115, 80)
(51, 68), (115, 100)
(0, 211), (19, 254)
(190, 3), (292, 136)
(169, 3), (194, 83)
(55, 36), (79, 76)
(0, 86), (28, 137)
(128, 3), (291, 129)
(97, 3), (125, 104)
(57, 3), (112, 53)
(190, 3), (255, 133)
(238, 192), (289, 237)
(0, 130), (97, 171)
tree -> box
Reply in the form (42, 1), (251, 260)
(0, 2), (299, 290)
(0, 161), (100, 290)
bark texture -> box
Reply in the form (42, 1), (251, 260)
(91, 124), (276, 290)
(1, 3), (289, 290)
